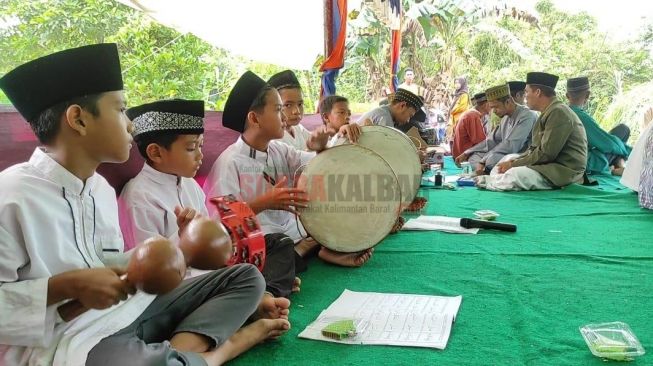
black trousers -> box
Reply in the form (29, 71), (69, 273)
(261, 233), (297, 298)
(606, 123), (631, 165)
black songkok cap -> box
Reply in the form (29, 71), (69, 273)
(394, 88), (424, 110)
(566, 76), (590, 92)
(526, 72), (559, 89)
(268, 70), (301, 90)
(223, 71), (268, 133)
(128, 99), (205, 138)
(0, 43), (123, 121)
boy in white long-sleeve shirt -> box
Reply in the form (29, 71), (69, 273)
(120, 99), (299, 298)
(0, 44), (288, 366)
(204, 71), (372, 268)
(119, 99), (208, 251)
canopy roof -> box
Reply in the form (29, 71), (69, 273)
(117, 0), (326, 69)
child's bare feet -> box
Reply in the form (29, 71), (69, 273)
(405, 197), (427, 212)
(292, 277), (301, 293)
(390, 216), (405, 234)
(254, 293), (290, 320)
(201, 318), (290, 365)
(318, 247), (373, 267)
(295, 237), (319, 257)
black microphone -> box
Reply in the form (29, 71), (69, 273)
(460, 218), (517, 232)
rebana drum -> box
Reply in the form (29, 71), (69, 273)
(296, 144), (402, 252)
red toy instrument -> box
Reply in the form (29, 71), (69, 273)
(209, 195), (266, 271)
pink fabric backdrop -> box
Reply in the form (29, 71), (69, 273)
(0, 109), (325, 194)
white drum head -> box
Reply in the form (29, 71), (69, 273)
(335, 125), (422, 209)
(297, 144), (401, 252)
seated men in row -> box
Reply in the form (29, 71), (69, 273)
(451, 92), (490, 160)
(204, 71), (372, 268)
(566, 76), (632, 176)
(268, 70), (312, 151)
(456, 84), (537, 174)
(357, 88), (423, 129)
(476, 72), (588, 191)
(0, 44), (284, 366)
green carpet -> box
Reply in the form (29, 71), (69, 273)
(234, 163), (652, 366)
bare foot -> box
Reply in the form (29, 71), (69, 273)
(318, 247), (374, 267)
(201, 318), (290, 366)
(254, 293), (290, 321)
(390, 216), (405, 234)
(405, 197), (427, 212)
(611, 166), (625, 176)
(292, 277), (301, 293)
(295, 237), (319, 257)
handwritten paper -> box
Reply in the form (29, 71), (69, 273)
(299, 290), (462, 349)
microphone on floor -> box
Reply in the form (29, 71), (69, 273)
(460, 218), (517, 232)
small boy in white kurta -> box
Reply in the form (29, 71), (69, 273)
(118, 99), (209, 251)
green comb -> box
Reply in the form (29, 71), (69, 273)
(321, 319), (357, 340)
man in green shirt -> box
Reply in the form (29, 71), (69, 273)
(477, 72), (588, 191)
(566, 76), (632, 176)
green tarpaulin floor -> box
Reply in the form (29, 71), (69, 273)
(234, 163), (652, 366)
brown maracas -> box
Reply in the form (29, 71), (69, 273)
(178, 216), (233, 270)
(58, 237), (186, 321)
(127, 236), (187, 293)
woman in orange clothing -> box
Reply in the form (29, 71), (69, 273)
(446, 77), (471, 150)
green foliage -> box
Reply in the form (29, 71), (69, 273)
(0, 0), (134, 72)
(0, 0), (322, 111)
(602, 81), (653, 142)
(455, 0), (653, 124)
(109, 17), (222, 106)
(0, 0), (652, 126)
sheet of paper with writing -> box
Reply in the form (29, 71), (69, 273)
(299, 289), (462, 349)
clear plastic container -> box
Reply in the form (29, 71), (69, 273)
(579, 321), (646, 361)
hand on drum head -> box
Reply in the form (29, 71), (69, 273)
(250, 176), (309, 215)
(338, 123), (362, 143)
(307, 125), (331, 152)
(175, 206), (199, 236)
